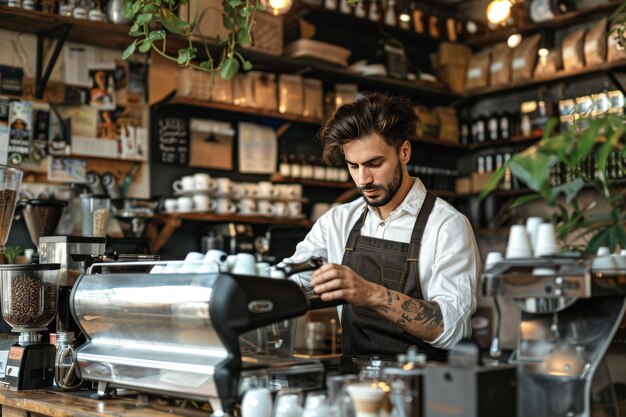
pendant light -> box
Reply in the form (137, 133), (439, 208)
(486, 0), (513, 26)
(266, 0), (292, 16)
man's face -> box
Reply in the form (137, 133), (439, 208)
(342, 133), (406, 207)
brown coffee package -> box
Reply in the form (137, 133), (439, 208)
(511, 34), (540, 82)
(562, 29), (586, 72)
(415, 106), (439, 137)
(465, 50), (491, 90)
(490, 43), (512, 86)
(584, 18), (607, 67)
(534, 48), (563, 78)
(608, 19), (626, 63)
(435, 106), (459, 143)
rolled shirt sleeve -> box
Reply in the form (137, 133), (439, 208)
(427, 215), (480, 349)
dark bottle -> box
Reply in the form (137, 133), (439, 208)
(487, 113), (499, 141)
(499, 112), (513, 141)
(460, 121), (471, 145)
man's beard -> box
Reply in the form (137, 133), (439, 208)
(357, 160), (403, 207)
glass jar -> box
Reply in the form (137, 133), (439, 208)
(55, 331), (81, 390)
(80, 194), (110, 237)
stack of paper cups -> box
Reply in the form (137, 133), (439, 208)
(534, 223), (559, 257)
(506, 225), (532, 258)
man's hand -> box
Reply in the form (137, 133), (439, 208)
(311, 263), (385, 307)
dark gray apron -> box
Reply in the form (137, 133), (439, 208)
(339, 191), (447, 374)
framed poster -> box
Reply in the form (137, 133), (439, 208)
(189, 119), (234, 170)
(238, 122), (277, 174)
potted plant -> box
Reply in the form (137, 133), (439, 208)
(479, 113), (626, 254)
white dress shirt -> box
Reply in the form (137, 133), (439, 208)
(285, 178), (481, 349)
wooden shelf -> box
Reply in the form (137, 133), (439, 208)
(166, 97), (324, 125)
(270, 173), (353, 188)
(463, 60), (626, 101)
(468, 133), (543, 150)
(0, 6), (460, 106)
(466, 1), (623, 47)
(414, 135), (466, 150)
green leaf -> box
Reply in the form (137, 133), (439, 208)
(139, 39), (152, 53)
(121, 0), (135, 19)
(136, 12), (153, 25)
(223, 15), (234, 29)
(149, 30), (166, 41)
(586, 223), (626, 254)
(550, 178), (585, 203)
(237, 30), (250, 45)
(477, 163), (507, 203)
(570, 121), (600, 165)
(229, 0), (243, 6)
(509, 194), (542, 209)
(509, 148), (554, 200)
(220, 56), (239, 79)
(122, 41), (137, 60)
(131, 0), (142, 16)
(242, 59), (253, 70)
(177, 47), (198, 65)
(160, 7), (192, 36)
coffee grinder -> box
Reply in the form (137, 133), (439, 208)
(38, 236), (106, 337)
(0, 263), (61, 390)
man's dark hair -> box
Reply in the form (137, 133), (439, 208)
(317, 92), (420, 164)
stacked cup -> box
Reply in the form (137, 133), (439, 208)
(505, 225), (532, 259)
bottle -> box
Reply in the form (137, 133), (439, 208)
(301, 156), (314, 179)
(339, 0), (351, 14)
(502, 153), (512, 191)
(279, 155), (291, 178)
(55, 332), (80, 390)
(72, 0), (88, 18)
(412, 9), (425, 34)
(354, 0), (366, 18)
(475, 118), (486, 143)
(368, 0), (380, 22)
(487, 113), (499, 141)
(477, 156), (485, 175)
(289, 154), (302, 179)
(428, 14), (442, 39)
(58, 0), (73, 15)
(313, 158), (326, 181)
(499, 112), (512, 141)
(384, 0), (397, 26)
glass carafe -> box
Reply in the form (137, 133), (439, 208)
(0, 165), (23, 264)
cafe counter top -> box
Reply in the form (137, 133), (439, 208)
(0, 387), (212, 417)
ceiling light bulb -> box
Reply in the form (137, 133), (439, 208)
(268, 0), (292, 15)
(399, 13), (410, 22)
(538, 47), (549, 57)
(486, 0), (511, 25)
(507, 33), (522, 48)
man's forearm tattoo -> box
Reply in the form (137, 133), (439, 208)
(400, 299), (443, 330)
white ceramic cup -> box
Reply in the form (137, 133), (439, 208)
(534, 222), (559, 257)
(597, 246), (611, 257)
(164, 198), (178, 213)
(484, 251), (503, 270)
(193, 173), (216, 192)
(611, 254), (626, 270)
(177, 196), (193, 212)
(238, 198), (256, 215)
(257, 181), (278, 199)
(287, 184), (302, 199)
(506, 224), (532, 259)
(273, 201), (288, 217)
(257, 200), (276, 217)
(216, 198), (237, 215)
(184, 252), (205, 262)
(592, 255), (618, 271)
(256, 262), (271, 277)
(205, 249), (229, 270)
(193, 194), (216, 212)
(195, 262), (220, 274)
(226, 255), (237, 272)
(241, 387), (272, 417)
(244, 182), (258, 198)
(216, 177), (233, 195)
(173, 175), (195, 193)
(273, 393), (303, 417)
(232, 253), (257, 275)
(287, 201), (302, 218)
(525, 216), (543, 255)
(232, 183), (247, 199)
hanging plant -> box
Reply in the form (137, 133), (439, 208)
(120, 0), (260, 80)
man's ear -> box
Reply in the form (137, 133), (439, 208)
(400, 140), (411, 163)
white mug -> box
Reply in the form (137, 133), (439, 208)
(244, 182), (258, 198)
(215, 177), (233, 195)
(232, 183), (247, 199)
(287, 201), (302, 218)
(256, 262), (271, 277)
(194, 173), (216, 191)
(164, 198), (178, 213)
(241, 387), (272, 417)
(232, 253), (257, 275)
(177, 196), (193, 212)
(193, 194), (216, 212)
(205, 249), (229, 271)
(273, 201), (288, 217)
(238, 198), (256, 215)
(257, 181), (278, 199)
(173, 175), (195, 193)
(216, 198), (237, 215)
(257, 200), (276, 217)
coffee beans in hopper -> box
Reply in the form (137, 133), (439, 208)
(3, 275), (56, 327)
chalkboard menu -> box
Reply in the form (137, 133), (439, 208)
(155, 116), (188, 165)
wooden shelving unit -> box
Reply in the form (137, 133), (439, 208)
(466, 1), (623, 47)
(463, 60), (626, 101)
(148, 212), (309, 252)
(0, 6), (460, 105)
(270, 173), (353, 188)
(469, 133), (544, 151)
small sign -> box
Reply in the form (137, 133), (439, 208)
(155, 116), (188, 165)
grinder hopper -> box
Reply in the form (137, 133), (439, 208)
(0, 165), (23, 264)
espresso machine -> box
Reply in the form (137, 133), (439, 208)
(483, 256), (626, 417)
(71, 258), (334, 416)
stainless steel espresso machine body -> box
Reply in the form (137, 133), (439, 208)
(483, 256), (626, 417)
(71, 261), (332, 416)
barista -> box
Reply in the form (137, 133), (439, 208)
(285, 93), (480, 373)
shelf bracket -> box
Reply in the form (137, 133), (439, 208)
(276, 122), (293, 138)
(148, 215), (182, 253)
(606, 69), (626, 95)
(35, 23), (72, 99)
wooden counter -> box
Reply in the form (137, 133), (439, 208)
(0, 388), (213, 416)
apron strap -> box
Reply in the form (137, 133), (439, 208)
(407, 191), (437, 262)
(344, 206), (368, 251)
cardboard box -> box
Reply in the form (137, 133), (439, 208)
(456, 177), (471, 194)
(471, 172), (494, 193)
